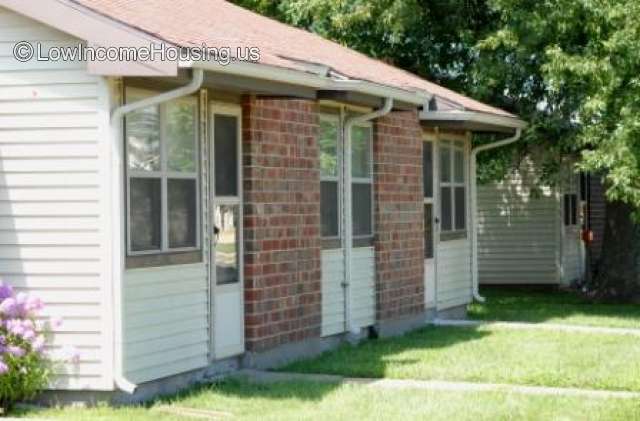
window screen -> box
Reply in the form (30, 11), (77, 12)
(168, 179), (197, 248)
(125, 91), (199, 255)
(352, 183), (372, 237)
(320, 117), (340, 243)
(439, 139), (467, 239)
(424, 204), (433, 259)
(321, 181), (339, 237)
(441, 186), (452, 232)
(129, 178), (162, 252)
(423, 142), (433, 198)
(214, 114), (239, 197)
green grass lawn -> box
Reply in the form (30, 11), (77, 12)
(18, 379), (640, 421)
(468, 287), (640, 328)
(283, 325), (640, 392)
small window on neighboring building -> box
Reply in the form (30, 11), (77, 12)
(564, 193), (578, 226)
(125, 88), (199, 255)
(440, 140), (467, 240)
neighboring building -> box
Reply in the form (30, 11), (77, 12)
(477, 158), (597, 286)
(0, 0), (524, 402)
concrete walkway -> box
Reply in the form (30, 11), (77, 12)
(239, 369), (640, 400)
(433, 319), (640, 337)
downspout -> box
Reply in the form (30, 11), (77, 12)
(470, 128), (522, 302)
(342, 97), (393, 335)
(109, 69), (204, 393)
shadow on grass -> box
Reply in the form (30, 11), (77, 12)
(469, 286), (640, 326)
(281, 325), (490, 378)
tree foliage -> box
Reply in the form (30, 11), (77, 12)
(478, 0), (640, 211)
(234, 0), (497, 92)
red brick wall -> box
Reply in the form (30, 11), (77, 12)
(373, 111), (425, 321)
(242, 96), (322, 352)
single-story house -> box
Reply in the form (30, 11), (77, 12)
(0, 0), (524, 402)
(477, 158), (606, 286)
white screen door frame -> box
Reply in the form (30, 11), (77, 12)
(209, 102), (244, 360)
(423, 136), (439, 308)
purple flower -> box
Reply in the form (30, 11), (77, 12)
(6, 345), (25, 358)
(22, 329), (35, 341)
(7, 319), (25, 337)
(0, 282), (14, 300)
(32, 336), (46, 353)
(15, 292), (27, 305)
(0, 360), (8, 375)
(0, 298), (17, 317)
(25, 296), (44, 313)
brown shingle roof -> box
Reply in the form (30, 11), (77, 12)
(72, 0), (515, 118)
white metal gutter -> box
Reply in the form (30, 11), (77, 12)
(109, 68), (204, 394)
(469, 128), (523, 302)
(420, 110), (527, 131)
(342, 98), (393, 334)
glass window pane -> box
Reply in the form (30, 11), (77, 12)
(126, 96), (160, 172)
(441, 186), (452, 232)
(166, 100), (197, 173)
(440, 144), (451, 183)
(214, 205), (239, 285)
(564, 194), (571, 226)
(130, 178), (161, 251)
(214, 114), (239, 196)
(321, 181), (339, 237)
(352, 183), (372, 237)
(424, 203), (433, 259)
(455, 186), (466, 231)
(571, 194), (578, 225)
(320, 119), (338, 177)
(168, 179), (197, 248)
(352, 126), (371, 178)
(454, 149), (465, 183)
(423, 142), (433, 198)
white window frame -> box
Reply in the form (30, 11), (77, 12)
(439, 138), (467, 240)
(210, 102), (243, 285)
(319, 113), (342, 242)
(351, 122), (374, 241)
(125, 87), (201, 255)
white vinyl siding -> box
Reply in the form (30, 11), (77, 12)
(350, 247), (375, 329)
(0, 7), (111, 390)
(477, 165), (558, 284)
(123, 264), (208, 383)
(477, 160), (584, 285)
(320, 247), (374, 336)
(437, 239), (472, 309)
(321, 249), (345, 337)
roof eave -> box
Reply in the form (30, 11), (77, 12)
(183, 60), (430, 107)
(419, 110), (527, 133)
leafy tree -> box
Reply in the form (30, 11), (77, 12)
(476, 0), (640, 299)
(234, 0), (497, 92)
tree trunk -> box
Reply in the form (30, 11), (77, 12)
(591, 200), (640, 301)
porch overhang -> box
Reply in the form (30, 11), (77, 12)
(420, 110), (527, 133)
